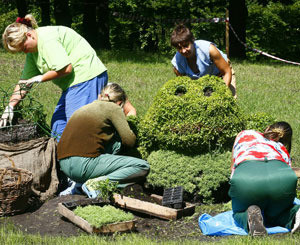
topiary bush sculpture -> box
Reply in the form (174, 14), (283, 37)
(125, 75), (274, 203)
(137, 75), (245, 158)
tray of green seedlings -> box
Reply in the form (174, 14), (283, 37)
(57, 199), (135, 234)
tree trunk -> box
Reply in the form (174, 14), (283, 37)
(97, 0), (110, 49)
(16, 0), (28, 17)
(54, 0), (72, 27)
(39, 0), (51, 26)
(83, 0), (97, 48)
(229, 0), (247, 59)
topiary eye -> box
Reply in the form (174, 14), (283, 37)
(203, 86), (213, 97)
(175, 85), (187, 96)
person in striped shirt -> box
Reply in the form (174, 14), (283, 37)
(229, 122), (300, 236)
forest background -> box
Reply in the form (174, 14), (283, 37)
(0, 0), (299, 62)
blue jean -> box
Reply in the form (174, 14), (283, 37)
(51, 72), (108, 141)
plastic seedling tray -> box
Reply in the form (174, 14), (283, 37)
(162, 186), (184, 209)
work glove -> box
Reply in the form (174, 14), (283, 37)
(18, 75), (43, 88)
(82, 178), (102, 199)
(0, 105), (14, 128)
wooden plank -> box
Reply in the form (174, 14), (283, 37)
(94, 220), (135, 233)
(113, 193), (178, 220)
(150, 194), (163, 202)
(57, 203), (135, 234)
(292, 167), (300, 178)
(113, 193), (195, 220)
(58, 203), (93, 233)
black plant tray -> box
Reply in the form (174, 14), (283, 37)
(61, 198), (106, 210)
(162, 186), (185, 209)
(0, 123), (39, 143)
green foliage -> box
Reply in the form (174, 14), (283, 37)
(0, 85), (50, 136)
(0, 9), (18, 48)
(138, 76), (245, 157)
(74, 205), (134, 228)
(135, 75), (274, 203)
(243, 112), (275, 132)
(247, 1), (300, 61)
(147, 150), (231, 204)
(127, 115), (140, 140)
(87, 179), (118, 202)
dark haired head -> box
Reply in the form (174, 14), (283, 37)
(170, 24), (195, 48)
(263, 121), (292, 153)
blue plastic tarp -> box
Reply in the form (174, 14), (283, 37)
(198, 198), (300, 236)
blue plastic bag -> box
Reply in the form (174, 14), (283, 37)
(198, 198), (300, 236)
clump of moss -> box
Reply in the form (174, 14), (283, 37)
(74, 205), (134, 228)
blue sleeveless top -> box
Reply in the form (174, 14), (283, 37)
(171, 40), (227, 80)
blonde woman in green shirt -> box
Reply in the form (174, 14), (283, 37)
(1, 14), (135, 141)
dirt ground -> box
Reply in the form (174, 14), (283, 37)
(0, 185), (224, 242)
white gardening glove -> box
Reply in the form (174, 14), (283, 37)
(0, 105), (14, 128)
(18, 75), (43, 87)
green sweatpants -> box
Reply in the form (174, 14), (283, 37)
(228, 160), (300, 232)
(60, 154), (149, 188)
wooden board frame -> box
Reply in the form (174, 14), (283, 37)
(57, 202), (135, 234)
(113, 193), (195, 220)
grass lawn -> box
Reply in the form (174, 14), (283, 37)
(1, 49), (300, 243)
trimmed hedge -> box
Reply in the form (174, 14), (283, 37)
(147, 149), (231, 204)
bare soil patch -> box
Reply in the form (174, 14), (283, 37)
(0, 184), (226, 242)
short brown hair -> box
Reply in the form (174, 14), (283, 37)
(170, 24), (195, 48)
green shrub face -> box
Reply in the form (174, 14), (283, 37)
(138, 76), (245, 157)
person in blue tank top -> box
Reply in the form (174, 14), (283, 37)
(171, 24), (236, 98)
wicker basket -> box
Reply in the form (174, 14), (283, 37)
(0, 157), (33, 216)
(0, 123), (38, 143)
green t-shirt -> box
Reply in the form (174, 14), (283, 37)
(21, 26), (107, 91)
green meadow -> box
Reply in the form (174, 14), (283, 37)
(1, 49), (300, 244)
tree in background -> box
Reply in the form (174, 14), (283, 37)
(83, 0), (97, 48)
(97, 0), (110, 49)
(54, 0), (71, 27)
(1, 0), (299, 61)
(16, 0), (28, 17)
(229, 0), (247, 59)
(39, 0), (51, 26)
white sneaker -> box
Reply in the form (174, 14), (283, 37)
(59, 181), (82, 196)
(292, 209), (300, 233)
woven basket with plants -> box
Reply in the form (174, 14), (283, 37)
(0, 156), (33, 216)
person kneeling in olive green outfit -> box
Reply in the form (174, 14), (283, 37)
(57, 83), (150, 198)
(229, 122), (300, 236)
